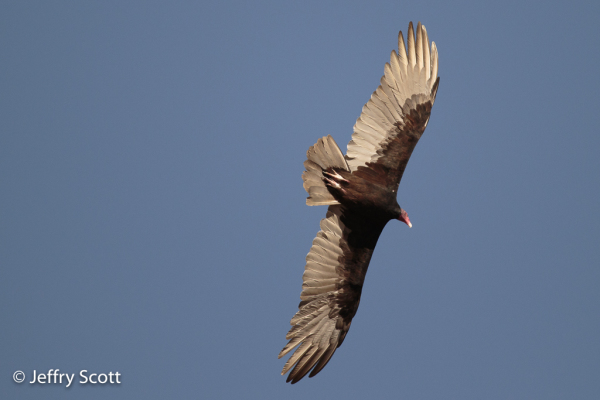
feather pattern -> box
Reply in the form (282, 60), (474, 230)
(345, 21), (439, 181)
(280, 205), (386, 383)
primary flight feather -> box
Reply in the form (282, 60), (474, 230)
(280, 21), (440, 384)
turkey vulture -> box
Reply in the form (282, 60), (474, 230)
(279, 22), (440, 383)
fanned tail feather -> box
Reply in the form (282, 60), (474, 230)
(302, 135), (350, 206)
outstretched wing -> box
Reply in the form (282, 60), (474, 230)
(279, 205), (386, 383)
(346, 21), (440, 191)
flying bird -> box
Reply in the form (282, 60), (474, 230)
(279, 22), (440, 383)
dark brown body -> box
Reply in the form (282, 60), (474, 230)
(320, 164), (401, 332)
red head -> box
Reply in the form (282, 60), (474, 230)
(398, 208), (412, 228)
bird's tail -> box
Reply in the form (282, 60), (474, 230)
(302, 135), (350, 206)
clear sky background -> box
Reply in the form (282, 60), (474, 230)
(2, 1), (599, 399)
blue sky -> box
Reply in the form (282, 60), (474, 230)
(2, 1), (599, 399)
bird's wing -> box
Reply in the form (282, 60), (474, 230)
(346, 21), (440, 191)
(279, 205), (385, 383)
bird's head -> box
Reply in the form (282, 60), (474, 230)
(398, 208), (412, 228)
